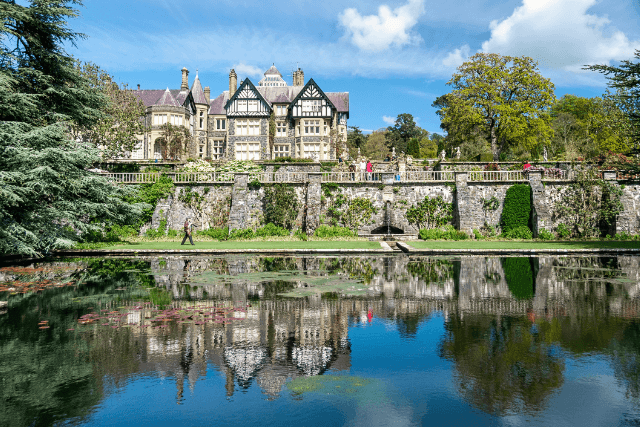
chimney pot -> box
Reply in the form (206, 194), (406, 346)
(204, 86), (210, 104)
(181, 67), (189, 93)
(229, 69), (237, 98)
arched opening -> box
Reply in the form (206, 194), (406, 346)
(153, 138), (163, 160)
(370, 225), (404, 234)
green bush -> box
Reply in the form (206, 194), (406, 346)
(130, 175), (175, 225)
(294, 229), (308, 241)
(502, 257), (534, 299)
(556, 223), (571, 239)
(254, 223), (290, 237)
(537, 228), (554, 240)
(229, 228), (255, 240)
(313, 225), (357, 238)
(501, 184), (531, 232)
(473, 229), (483, 240)
(501, 225), (533, 240)
(479, 152), (494, 162)
(167, 229), (178, 238)
(419, 225), (468, 240)
(197, 227), (229, 240)
(614, 232), (633, 241)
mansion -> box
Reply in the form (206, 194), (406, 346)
(130, 65), (349, 161)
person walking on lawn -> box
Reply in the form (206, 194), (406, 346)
(181, 218), (195, 245)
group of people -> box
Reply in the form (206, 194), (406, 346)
(347, 158), (374, 181)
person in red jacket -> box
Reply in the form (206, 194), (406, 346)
(523, 161), (532, 170)
(366, 159), (373, 181)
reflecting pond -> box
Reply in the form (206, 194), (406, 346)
(1, 255), (640, 426)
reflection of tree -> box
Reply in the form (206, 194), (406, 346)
(440, 315), (564, 415)
(611, 323), (640, 402)
(0, 259), (153, 426)
(406, 259), (453, 283)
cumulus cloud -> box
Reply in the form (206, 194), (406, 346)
(232, 62), (264, 78)
(481, 0), (640, 70)
(339, 0), (425, 51)
(382, 115), (396, 125)
(442, 44), (470, 69)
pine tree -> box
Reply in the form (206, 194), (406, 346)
(0, 0), (143, 256)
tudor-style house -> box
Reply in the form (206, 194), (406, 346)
(130, 64), (349, 161)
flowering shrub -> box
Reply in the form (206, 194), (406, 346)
(484, 163), (500, 171)
(527, 166), (565, 179)
(180, 159), (263, 180)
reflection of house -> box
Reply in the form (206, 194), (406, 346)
(130, 65), (349, 161)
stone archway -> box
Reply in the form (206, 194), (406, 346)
(370, 225), (404, 234)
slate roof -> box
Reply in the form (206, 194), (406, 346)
(264, 64), (282, 76)
(208, 92), (229, 115)
(155, 88), (180, 107)
(273, 93), (291, 103)
(326, 92), (349, 113)
(190, 74), (208, 105)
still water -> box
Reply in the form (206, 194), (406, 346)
(1, 255), (640, 426)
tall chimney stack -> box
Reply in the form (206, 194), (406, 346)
(298, 68), (304, 86)
(181, 67), (189, 92)
(204, 86), (210, 104)
(229, 69), (237, 97)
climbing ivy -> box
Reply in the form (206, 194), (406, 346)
(341, 198), (378, 231)
(263, 184), (299, 230)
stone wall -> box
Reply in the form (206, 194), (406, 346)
(146, 171), (640, 237)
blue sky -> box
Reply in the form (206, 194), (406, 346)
(70, 0), (640, 134)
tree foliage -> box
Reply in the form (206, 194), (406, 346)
(156, 123), (191, 160)
(0, 0), (143, 256)
(586, 50), (640, 147)
(361, 130), (388, 160)
(71, 62), (147, 159)
(386, 113), (422, 154)
(435, 53), (556, 161)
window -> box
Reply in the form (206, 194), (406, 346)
(276, 121), (287, 137)
(238, 100), (247, 111)
(276, 105), (287, 116)
(198, 144), (205, 158)
(302, 100), (321, 112)
(130, 140), (144, 160)
(304, 120), (320, 135)
(199, 118), (203, 129)
(324, 125), (328, 136)
(235, 142), (260, 160)
(236, 119), (260, 136)
(211, 139), (225, 159)
(170, 115), (183, 126)
(273, 144), (289, 158)
(154, 114), (167, 125)
(216, 119), (226, 130)
(302, 143), (328, 160)
(248, 100), (258, 112)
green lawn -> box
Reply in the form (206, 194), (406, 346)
(406, 240), (640, 250)
(95, 241), (384, 251)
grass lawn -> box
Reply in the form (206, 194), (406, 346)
(95, 240), (383, 251)
(406, 240), (640, 250)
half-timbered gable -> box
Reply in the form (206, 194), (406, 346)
(289, 78), (336, 119)
(224, 79), (272, 117)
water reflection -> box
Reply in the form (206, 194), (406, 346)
(1, 255), (640, 425)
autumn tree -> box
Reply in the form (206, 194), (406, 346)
(71, 62), (147, 159)
(435, 53), (556, 161)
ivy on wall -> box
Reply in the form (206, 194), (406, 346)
(501, 184), (531, 232)
(263, 184), (299, 230)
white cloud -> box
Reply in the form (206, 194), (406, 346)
(232, 63), (264, 78)
(382, 115), (396, 125)
(339, 0), (425, 51)
(481, 0), (640, 70)
(442, 44), (470, 69)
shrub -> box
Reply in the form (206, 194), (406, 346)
(502, 257), (534, 299)
(473, 229), (483, 240)
(294, 229), (308, 241)
(501, 225), (533, 240)
(614, 232), (633, 241)
(484, 163), (500, 171)
(197, 227), (229, 240)
(419, 225), (468, 240)
(229, 228), (255, 240)
(556, 223), (571, 239)
(131, 175), (175, 225)
(313, 225), (357, 238)
(254, 223), (290, 237)
(167, 229), (178, 238)
(537, 228), (554, 240)
(406, 195), (453, 230)
(501, 184), (531, 232)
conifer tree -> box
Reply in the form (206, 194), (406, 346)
(0, 0), (143, 256)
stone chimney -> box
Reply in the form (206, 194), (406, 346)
(181, 67), (189, 92)
(229, 69), (237, 97)
(204, 86), (210, 103)
(297, 68), (304, 86)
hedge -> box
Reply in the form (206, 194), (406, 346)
(501, 184), (531, 232)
